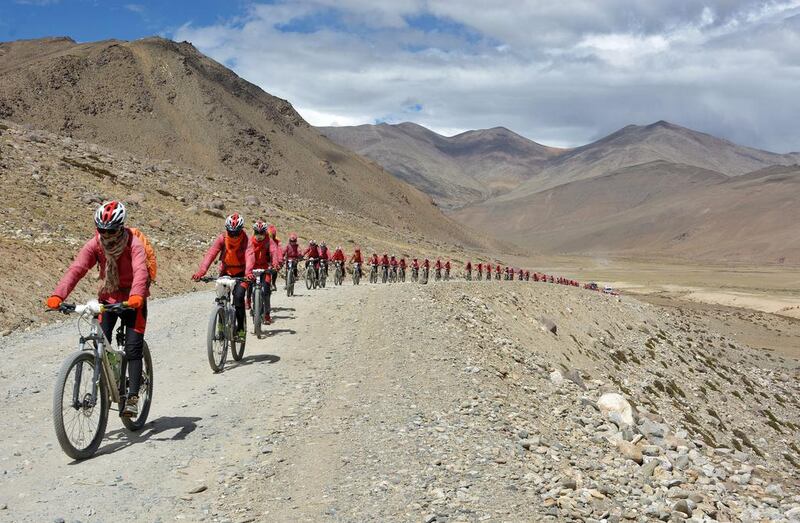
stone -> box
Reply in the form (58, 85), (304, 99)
(673, 499), (692, 517)
(617, 440), (643, 464)
(641, 460), (660, 477)
(561, 477), (577, 490)
(539, 317), (557, 335)
(244, 195), (260, 206)
(598, 393), (634, 425)
(565, 369), (587, 390)
(188, 485), (207, 494)
(639, 418), (668, 440)
(207, 199), (225, 210)
(549, 370), (564, 386)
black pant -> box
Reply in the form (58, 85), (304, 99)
(232, 281), (247, 331)
(100, 303), (147, 396)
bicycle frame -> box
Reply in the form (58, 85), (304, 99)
(70, 303), (125, 407)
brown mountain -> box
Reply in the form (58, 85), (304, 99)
(494, 120), (800, 201)
(454, 161), (800, 263)
(319, 122), (564, 209)
(0, 36), (478, 248)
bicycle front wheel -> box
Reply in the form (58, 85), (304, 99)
(121, 341), (153, 431)
(207, 306), (228, 373)
(253, 289), (263, 338)
(231, 309), (246, 362)
(53, 351), (109, 460)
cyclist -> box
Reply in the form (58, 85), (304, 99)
(282, 233), (302, 284)
(193, 214), (249, 341)
(303, 240), (320, 280)
(495, 264), (501, 279)
(380, 252), (390, 282)
(350, 246), (364, 279)
(331, 246), (346, 280)
(267, 225), (283, 291)
(444, 259), (451, 280)
(48, 201), (149, 417)
(399, 257), (407, 278)
(319, 241), (330, 280)
(389, 255), (398, 280)
(465, 260), (472, 280)
(476, 262), (483, 279)
(245, 219), (272, 325)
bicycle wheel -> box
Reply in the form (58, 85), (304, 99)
(207, 306), (228, 373)
(53, 351), (109, 460)
(320, 269), (327, 288)
(231, 310), (246, 362)
(305, 267), (313, 290)
(287, 268), (295, 297)
(121, 341), (153, 431)
(253, 289), (263, 337)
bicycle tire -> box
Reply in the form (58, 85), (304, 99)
(231, 311), (246, 362)
(253, 289), (263, 337)
(207, 306), (228, 373)
(53, 351), (109, 460)
(121, 341), (153, 431)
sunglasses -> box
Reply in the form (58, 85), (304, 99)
(97, 228), (122, 236)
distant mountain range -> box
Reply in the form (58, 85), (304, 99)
(321, 120), (800, 263)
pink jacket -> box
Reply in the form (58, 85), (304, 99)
(53, 229), (149, 303)
(269, 238), (283, 267)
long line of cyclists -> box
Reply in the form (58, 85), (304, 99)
(44, 203), (588, 459)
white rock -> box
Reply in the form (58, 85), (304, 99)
(597, 393), (634, 425)
(549, 370), (564, 386)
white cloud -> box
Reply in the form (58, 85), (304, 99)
(171, 0), (800, 152)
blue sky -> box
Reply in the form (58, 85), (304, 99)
(2, 1), (800, 152)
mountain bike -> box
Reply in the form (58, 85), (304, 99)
(495, 271), (501, 280)
(445, 269), (450, 281)
(411, 267), (419, 282)
(334, 261), (344, 286)
(285, 260), (297, 297)
(477, 270), (482, 281)
(305, 258), (318, 290)
(399, 266), (406, 282)
(465, 270), (472, 281)
(421, 267), (429, 284)
(369, 263), (378, 284)
(201, 276), (246, 372)
(51, 300), (153, 460)
(381, 264), (389, 284)
(435, 268), (441, 282)
(250, 269), (268, 337)
(388, 266), (398, 283)
(353, 262), (362, 285)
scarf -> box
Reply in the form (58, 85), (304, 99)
(99, 229), (129, 295)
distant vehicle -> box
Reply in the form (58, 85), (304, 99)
(603, 286), (619, 296)
(585, 282), (599, 291)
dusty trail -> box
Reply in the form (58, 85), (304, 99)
(0, 280), (387, 522)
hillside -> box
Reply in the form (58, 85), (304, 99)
(454, 161), (800, 264)
(319, 122), (563, 209)
(492, 120), (800, 201)
(0, 36), (476, 247)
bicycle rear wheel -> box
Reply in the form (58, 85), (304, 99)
(305, 267), (314, 290)
(207, 306), (228, 373)
(53, 351), (109, 460)
(253, 289), (263, 337)
(231, 311), (246, 361)
(121, 342), (153, 431)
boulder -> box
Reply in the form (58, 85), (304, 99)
(617, 440), (643, 464)
(598, 393), (634, 425)
(539, 317), (558, 335)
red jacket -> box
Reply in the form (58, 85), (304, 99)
(423, 259), (430, 268)
(350, 251), (363, 263)
(435, 260), (442, 269)
(496, 265), (501, 273)
(399, 259), (406, 269)
(197, 232), (249, 277)
(412, 260), (419, 269)
(319, 246), (329, 260)
(465, 262), (472, 270)
(380, 255), (389, 266)
(369, 254), (379, 265)
(270, 238), (283, 268)
(283, 242), (301, 261)
(245, 236), (272, 281)
(477, 263), (482, 271)
(54, 229), (149, 303)
(389, 258), (398, 267)
(331, 249), (345, 262)
(445, 261), (451, 270)
(303, 245), (320, 259)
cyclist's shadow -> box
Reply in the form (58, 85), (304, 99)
(89, 416), (202, 459)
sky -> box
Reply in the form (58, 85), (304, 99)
(2, 1), (799, 152)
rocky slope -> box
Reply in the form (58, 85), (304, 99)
(0, 36), (474, 247)
(319, 122), (564, 209)
(1, 281), (796, 521)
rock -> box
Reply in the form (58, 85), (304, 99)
(244, 195), (260, 206)
(560, 477), (577, 490)
(207, 199), (225, 210)
(565, 369), (587, 390)
(424, 515), (437, 523)
(188, 485), (207, 494)
(642, 445), (662, 456)
(639, 418), (668, 440)
(549, 370), (564, 386)
(539, 317), (557, 334)
(641, 459), (660, 477)
(147, 219), (162, 230)
(673, 499), (692, 517)
(785, 506), (800, 519)
(517, 429), (529, 440)
(127, 192), (145, 205)
(598, 393), (633, 425)
(617, 440), (643, 464)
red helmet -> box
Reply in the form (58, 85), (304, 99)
(225, 213), (244, 233)
(289, 232), (298, 243)
(95, 201), (126, 230)
(253, 219), (268, 234)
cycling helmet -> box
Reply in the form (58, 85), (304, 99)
(320, 241), (327, 248)
(95, 201), (126, 230)
(253, 219), (268, 234)
(310, 239), (317, 246)
(289, 232), (298, 242)
(225, 213), (245, 233)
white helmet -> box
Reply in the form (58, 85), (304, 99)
(94, 201), (126, 230)
(225, 213), (245, 233)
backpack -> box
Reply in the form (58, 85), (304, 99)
(129, 227), (158, 282)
